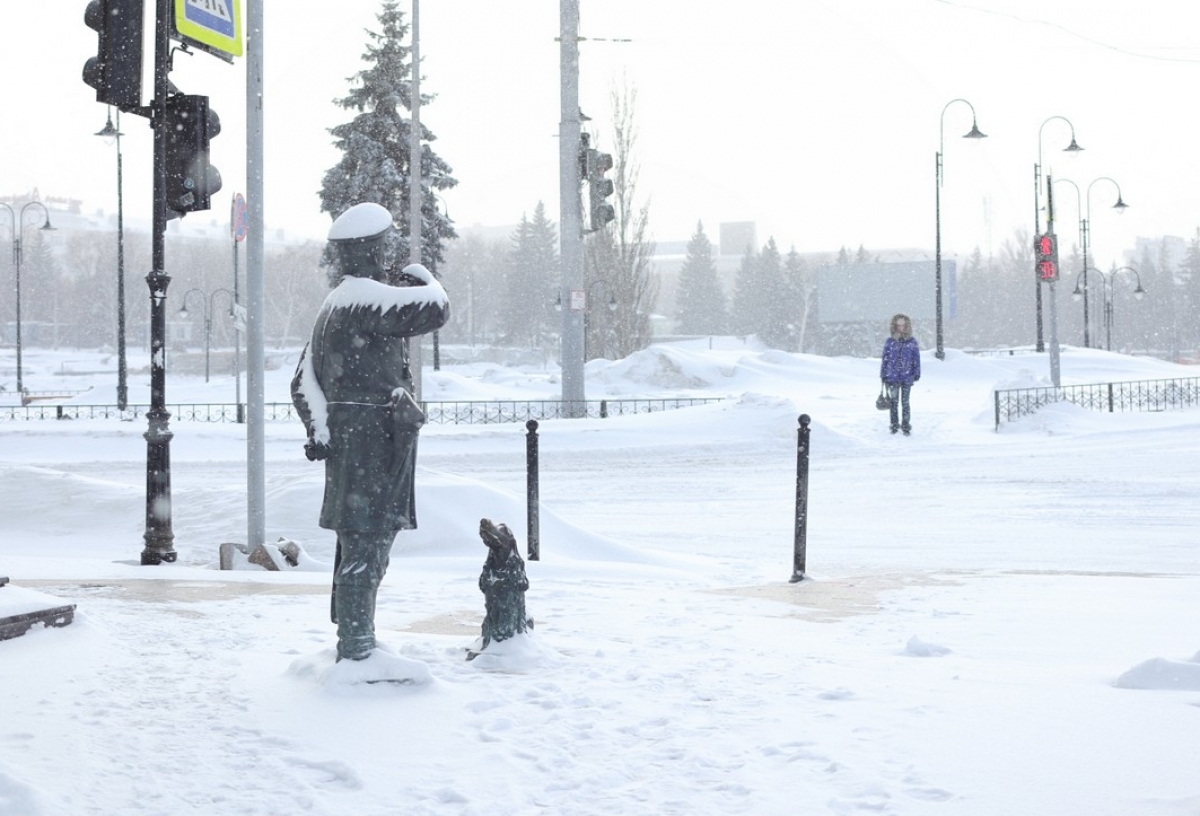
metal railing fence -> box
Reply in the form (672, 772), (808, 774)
(0, 397), (724, 425)
(994, 376), (1200, 429)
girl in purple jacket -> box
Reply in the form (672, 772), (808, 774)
(880, 313), (921, 435)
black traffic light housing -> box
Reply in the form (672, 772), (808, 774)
(83, 0), (144, 111)
(587, 148), (616, 232)
(1035, 233), (1059, 282)
(164, 94), (222, 215)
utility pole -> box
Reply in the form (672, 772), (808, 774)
(246, 0), (267, 552)
(559, 0), (585, 412)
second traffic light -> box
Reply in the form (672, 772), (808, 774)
(164, 94), (222, 216)
(586, 148), (615, 231)
(1035, 233), (1059, 282)
(82, 0), (144, 111)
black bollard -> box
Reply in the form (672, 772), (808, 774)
(790, 414), (811, 583)
(526, 420), (540, 561)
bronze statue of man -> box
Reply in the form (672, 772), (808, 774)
(291, 202), (450, 662)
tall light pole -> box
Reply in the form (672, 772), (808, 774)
(96, 108), (129, 410)
(178, 288), (234, 382)
(1073, 267), (1145, 352)
(934, 98), (987, 360)
(559, 0), (586, 409)
(407, 0), (424, 400)
(1034, 116), (1083, 352)
(1082, 178), (1128, 347)
(1055, 176), (1128, 347)
(1, 201), (55, 398)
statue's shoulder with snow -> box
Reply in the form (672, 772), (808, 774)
(291, 202), (450, 667)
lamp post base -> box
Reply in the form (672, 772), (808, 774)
(140, 546), (178, 565)
(141, 411), (176, 566)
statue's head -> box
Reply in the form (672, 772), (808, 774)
(327, 203), (393, 282)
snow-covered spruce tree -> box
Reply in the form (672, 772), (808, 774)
(755, 238), (792, 349)
(319, 1), (456, 282)
(673, 221), (726, 336)
(729, 244), (760, 337)
(501, 202), (559, 350)
(1180, 228), (1200, 352)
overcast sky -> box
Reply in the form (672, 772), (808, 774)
(2, 0), (1198, 270)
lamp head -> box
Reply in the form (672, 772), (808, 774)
(1064, 137), (1084, 154)
(95, 114), (121, 146)
(963, 120), (987, 140)
(1113, 196), (1129, 214)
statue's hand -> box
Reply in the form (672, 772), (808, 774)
(304, 440), (331, 461)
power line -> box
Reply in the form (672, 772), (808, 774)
(934, 0), (1200, 64)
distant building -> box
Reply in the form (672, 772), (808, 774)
(718, 222), (756, 257)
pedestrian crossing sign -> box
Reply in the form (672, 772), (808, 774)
(174, 0), (243, 61)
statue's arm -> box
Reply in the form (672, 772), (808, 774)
(378, 269), (452, 338)
(291, 343), (331, 460)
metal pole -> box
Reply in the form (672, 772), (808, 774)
(116, 111), (128, 411)
(1106, 279), (1113, 351)
(525, 420), (540, 561)
(1081, 217), (1091, 348)
(203, 309), (212, 383)
(231, 198), (242, 421)
(1046, 176), (1060, 387)
(408, 0), (424, 400)
(934, 151), (944, 360)
(141, 0), (176, 565)
(789, 414), (811, 583)
(1033, 162), (1045, 352)
(245, 0), (267, 551)
(560, 0), (585, 410)
(14, 236), (22, 397)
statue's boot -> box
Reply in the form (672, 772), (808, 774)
(335, 581), (378, 661)
(331, 530), (395, 661)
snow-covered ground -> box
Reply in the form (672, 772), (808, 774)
(2, 339), (1199, 816)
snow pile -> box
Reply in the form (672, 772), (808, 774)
(1114, 653), (1200, 690)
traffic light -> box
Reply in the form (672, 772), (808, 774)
(82, 0), (144, 111)
(578, 132), (591, 181)
(1035, 233), (1059, 282)
(164, 94), (222, 215)
(587, 148), (615, 231)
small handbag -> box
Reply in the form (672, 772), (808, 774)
(875, 384), (892, 411)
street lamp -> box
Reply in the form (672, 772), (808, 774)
(1033, 116), (1084, 352)
(96, 108), (129, 410)
(178, 288), (235, 382)
(1055, 176), (1128, 347)
(555, 279), (617, 361)
(1072, 266), (1144, 352)
(0, 201), (55, 399)
(934, 98), (987, 360)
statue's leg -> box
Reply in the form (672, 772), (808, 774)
(333, 529), (396, 661)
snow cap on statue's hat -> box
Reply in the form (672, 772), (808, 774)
(328, 202), (394, 243)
